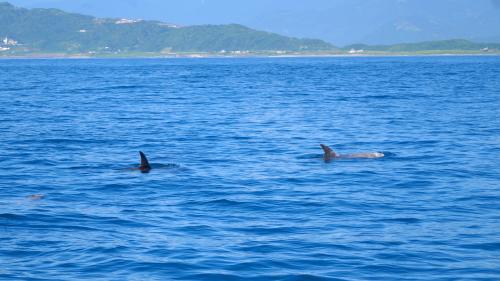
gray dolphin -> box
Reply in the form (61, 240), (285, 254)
(320, 144), (384, 161)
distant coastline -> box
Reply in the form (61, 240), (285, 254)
(1, 51), (499, 59)
(1, 2), (500, 59)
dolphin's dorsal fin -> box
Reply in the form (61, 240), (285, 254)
(320, 144), (337, 159)
(139, 151), (151, 169)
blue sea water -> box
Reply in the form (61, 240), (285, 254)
(0, 56), (499, 280)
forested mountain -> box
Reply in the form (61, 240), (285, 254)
(0, 2), (334, 54)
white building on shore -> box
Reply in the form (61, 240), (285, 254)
(348, 49), (364, 54)
(2, 36), (18, 46)
(115, 18), (142, 24)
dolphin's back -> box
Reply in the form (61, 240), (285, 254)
(341, 152), (385, 159)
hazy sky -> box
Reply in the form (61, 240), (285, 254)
(7, 0), (500, 46)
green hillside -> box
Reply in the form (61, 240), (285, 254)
(0, 2), (335, 55)
(344, 39), (500, 53)
(1, 2), (499, 57)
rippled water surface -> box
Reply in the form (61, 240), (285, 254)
(1, 57), (499, 280)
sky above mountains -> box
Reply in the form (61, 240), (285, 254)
(7, 0), (500, 46)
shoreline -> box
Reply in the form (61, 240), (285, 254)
(1, 53), (499, 60)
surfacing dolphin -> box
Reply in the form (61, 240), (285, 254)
(320, 144), (384, 162)
(129, 151), (182, 173)
(138, 151), (152, 173)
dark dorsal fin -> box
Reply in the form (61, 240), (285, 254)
(320, 144), (337, 159)
(139, 151), (151, 170)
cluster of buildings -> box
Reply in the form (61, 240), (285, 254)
(0, 36), (19, 51)
(219, 50), (251, 55)
(2, 36), (17, 45)
(348, 48), (364, 54)
(217, 50), (292, 56)
(115, 18), (143, 24)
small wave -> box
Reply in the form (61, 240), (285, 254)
(231, 226), (299, 235)
(388, 140), (440, 146)
(179, 198), (246, 208)
(19, 159), (58, 166)
(380, 151), (397, 157)
(33, 138), (110, 145)
(186, 273), (343, 281)
(203, 198), (242, 206)
(0, 86), (38, 91)
(378, 217), (422, 224)
(0, 213), (27, 220)
(460, 242), (500, 251)
(70, 85), (142, 92)
(279, 274), (344, 281)
(360, 94), (408, 100)
(297, 154), (322, 159)
(152, 163), (182, 169)
(183, 273), (249, 281)
(131, 261), (203, 272)
(456, 195), (500, 202)
(232, 135), (253, 140)
(65, 164), (105, 170)
(105, 85), (142, 90)
(88, 245), (129, 254)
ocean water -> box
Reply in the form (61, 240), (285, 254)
(1, 56), (499, 280)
